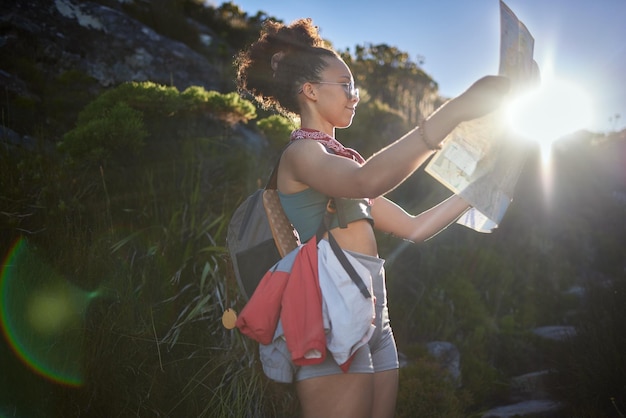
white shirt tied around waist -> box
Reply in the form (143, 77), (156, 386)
(260, 239), (376, 383)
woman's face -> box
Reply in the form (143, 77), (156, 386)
(313, 57), (360, 129)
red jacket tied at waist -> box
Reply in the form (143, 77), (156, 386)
(236, 236), (326, 366)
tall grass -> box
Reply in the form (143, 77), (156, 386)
(0, 81), (299, 416)
(546, 277), (626, 417)
(75, 133), (275, 416)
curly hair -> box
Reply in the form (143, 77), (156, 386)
(235, 18), (339, 116)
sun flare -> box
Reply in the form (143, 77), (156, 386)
(506, 77), (593, 150)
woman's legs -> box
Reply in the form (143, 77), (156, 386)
(296, 251), (399, 417)
(297, 373), (374, 418)
(296, 369), (399, 418)
(372, 369), (399, 418)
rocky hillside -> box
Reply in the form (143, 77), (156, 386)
(1, 0), (247, 142)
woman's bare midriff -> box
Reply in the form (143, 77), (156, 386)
(325, 218), (378, 256)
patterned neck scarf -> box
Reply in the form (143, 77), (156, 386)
(289, 129), (373, 206)
(290, 129), (365, 164)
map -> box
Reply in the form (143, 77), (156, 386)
(425, 1), (538, 232)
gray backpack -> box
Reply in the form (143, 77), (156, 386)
(226, 148), (370, 302)
(226, 156), (299, 300)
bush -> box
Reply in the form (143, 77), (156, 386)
(548, 278), (626, 417)
(57, 82), (261, 171)
(338, 97), (409, 157)
(205, 91), (257, 125)
(181, 87), (257, 125)
(396, 353), (471, 417)
(1, 79), (270, 416)
(256, 114), (298, 148)
(59, 101), (147, 164)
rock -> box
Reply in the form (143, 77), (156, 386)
(426, 341), (461, 387)
(481, 399), (563, 418)
(532, 326), (576, 341)
(510, 370), (552, 401)
(0, 125), (25, 147)
(1, 0), (221, 95)
(398, 351), (409, 368)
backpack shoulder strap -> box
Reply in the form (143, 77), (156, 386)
(265, 141), (296, 190)
(316, 199), (371, 299)
(264, 158), (281, 190)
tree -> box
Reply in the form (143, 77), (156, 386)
(342, 43), (439, 125)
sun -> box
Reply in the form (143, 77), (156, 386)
(506, 76), (593, 151)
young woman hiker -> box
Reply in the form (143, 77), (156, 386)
(235, 18), (510, 418)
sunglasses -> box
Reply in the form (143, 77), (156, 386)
(301, 81), (360, 100)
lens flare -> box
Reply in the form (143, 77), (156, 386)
(506, 75), (594, 200)
(507, 77), (593, 148)
(1, 239), (100, 387)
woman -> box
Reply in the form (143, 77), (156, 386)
(235, 18), (509, 418)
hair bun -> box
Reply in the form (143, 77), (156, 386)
(235, 17), (336, 116)
(267, 18), (324, 52)
(287, 18), (325, 48)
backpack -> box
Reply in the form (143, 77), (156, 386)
(224, 146), (371, 329)
(226, 155), (299, 301)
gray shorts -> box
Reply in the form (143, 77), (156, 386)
(295, 251), (399, 381)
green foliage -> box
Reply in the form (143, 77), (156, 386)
(0, 147), (56, 247)
(3, 2), (625, 415)
(59, 101), (148, 164)
(43, 70), (100, 135)
(384, 230), (579, 409)
(342, 43), (438, 125)
(58, 82), (257, 167)
(256, 114), (298, 148)
(197, 1), (277, 52)
(396, 354), (472, 417)
(338, 97), (410, 157)
(2, 69), (272, 415)
(547, 278), (626, 417)
(205, 90), (257, 124)
(0, 64), (99, 138)
(180, 86), (257, 124)
(76, 82), (185, 123)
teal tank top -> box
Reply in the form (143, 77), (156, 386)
(279, 188), (373, 242)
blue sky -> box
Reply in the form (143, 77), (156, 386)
(218, 0), (626, 133)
